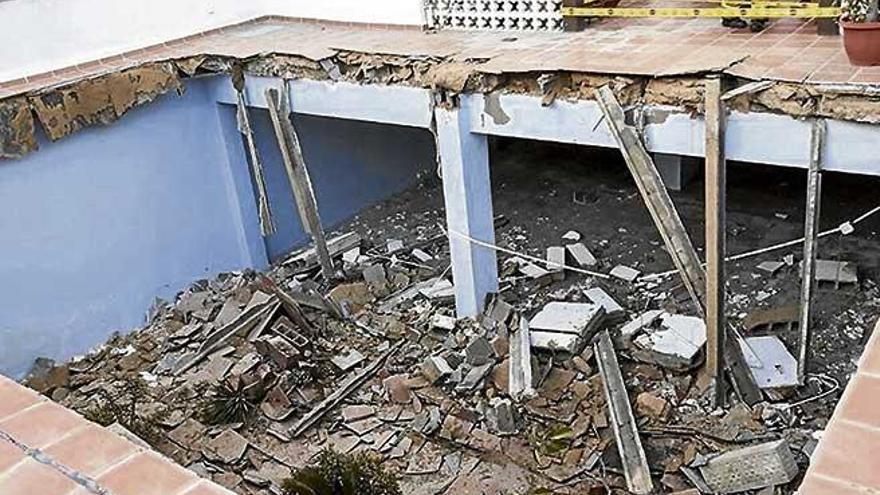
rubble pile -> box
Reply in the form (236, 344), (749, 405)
(23, 225), (854, 495)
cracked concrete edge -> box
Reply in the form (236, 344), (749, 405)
(1, 46), (879, 161)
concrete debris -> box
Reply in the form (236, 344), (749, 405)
(421, 355), (454, 384)
(546, 246), (566, 280)
(812, 259), (858, 284)
(341, 405), (375, 422)
(206, 429), (249, 464)
(756, 260), (784, 275)
(465, 336), (494, 366)
(383, 374), (413, 403)
(331, 348), (365, 372)
(610, 264), (641, 282)
(740, 336), (799, 389)
(700, 439), (798, 493)
(583, 287), (625, 322)
(486, 398), (517, 435)
(561, 230), (581, 242)
(431, 313), (457, 331)
(253, 335), (299, 369)
(566, 242), (598, 267)
(529, 302), (605, 353)
(632, 313), (707, 371)
(411, 248), (433, 262)
(387, 238), (405, 253)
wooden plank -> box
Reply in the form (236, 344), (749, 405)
(797, 119), (825, 384)
(594, 330), (653, 494)
(595, 86), (706, 316)
(704, 76), (727, 406)
(235, 88), (275, 237)
(264, 86), (335, 281)
(289, 340), (403, 437)
(508, 314), (535, 400)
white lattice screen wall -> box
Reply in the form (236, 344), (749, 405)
(424, 0), (564, 31)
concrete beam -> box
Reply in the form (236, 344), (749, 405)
(435, 104), (499, 317)
(654, 153), (700, 191)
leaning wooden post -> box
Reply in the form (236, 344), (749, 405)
(595, 86), (706, 316)
(797, 119), (825, 384)
(264, 86), (335, 281)
(704, 76), (727, 407)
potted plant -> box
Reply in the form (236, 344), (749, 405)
(842, 0), (880, 65)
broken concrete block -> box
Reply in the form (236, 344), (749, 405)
(386, 239), (404, 254)
(341, 247), (361, 264)
(632, 314), (706, 371)
(619, 310), (664, 344)
(465, 336), (494, 366)
(411, 248), (433, 262)
(421, 355), (454, 384)
(331, 349), (365, 372)
(566, 243), (598, 267)
(739, 336), (798, 389)
(583, 287), (625, 322)
(431, 313), (457, 331)
(363, 264), (389, 295)
(610, 265), (641, 282)
(530, 302), (605, 335)
(253, 335), (299, 369)
(457, 362), (494, 391)
(812, 259), (858, 284)
(562, 230), (581, 242)
(530, 331), (581, 353)
(412, 406), (442, 435)
(756, 260), (784, 275)
(420, 278), (455, 301)
(700, 439), (798, 493)
(547, 246), (566, 280)
(486, 397), (517, 435)
(327, 282), (373, 309)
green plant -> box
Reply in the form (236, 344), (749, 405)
(282, 449), (401, 495)
(842, 0), (879, 22)
(198, 378), (263, 425)
(82, 377), (167, 446)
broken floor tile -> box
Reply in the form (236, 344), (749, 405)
(205, 429), (249, 464)
(529, 302), (605, 336)
(632, 313), (706, 371)
(739, 336), (798, 389)
(756, 260), (784, 275)
(465, 336), (494, 366)
(421, 355), (453, 384)
(439, 414), (474, 443)
(583, 286), (625, 322)
(341, 404), (376, 422)
(331, 349), (365, 372)
(812, 259), (858, 284)
(610, 264), (641, 282)
(566, 242), (598, 267)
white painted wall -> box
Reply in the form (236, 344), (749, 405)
(0, 0), (425, 83)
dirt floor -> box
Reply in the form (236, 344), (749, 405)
(30, 137), (880, 495)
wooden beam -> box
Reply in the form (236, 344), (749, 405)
(797, 119), (825, 384)
(595, 86), (706, 316)
(264, 86), (335, 281)
(595, 330), (653, 495)
(704, 76), (727, 406)
(231, 70), (274, 237)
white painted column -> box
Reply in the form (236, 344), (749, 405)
(654, 153), (700, 191)
(435, 105), (499, 317)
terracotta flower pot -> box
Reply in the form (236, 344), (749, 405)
(842, 21), (880, 66)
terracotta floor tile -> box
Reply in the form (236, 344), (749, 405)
(799, 473), (877, 494)
(0, 402), (86, 450)
(809, 419), (880, 490)
(180, 480), (236, 495)
(0, 438), (25, 473)
(0, 377), (43, 422)
(43, 424), (140, 478)
(0, 458), (78, 495)
(834, 374), (880, 428)
(858, 322), (880, 375)
(98, 452), (199, 495)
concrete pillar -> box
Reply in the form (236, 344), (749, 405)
(654, 153), (700, 191)
(435, 105), (499, 317)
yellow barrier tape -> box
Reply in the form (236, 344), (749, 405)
(562, 5), (840, 17)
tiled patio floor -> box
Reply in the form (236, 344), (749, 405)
(798, 318), (880, 494)
(0, 374), (233, 495)
(1, 13), (877, 100)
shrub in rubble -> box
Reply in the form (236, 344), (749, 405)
(282, 449), (401, 495)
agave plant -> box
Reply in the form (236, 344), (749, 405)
(199, 377), (261, 425)
(282, 450), (400, 495)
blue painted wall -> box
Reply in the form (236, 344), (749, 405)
(0, 79), (257, 379)
(246, 109), (436, 260)
(0, 77), (436, 379)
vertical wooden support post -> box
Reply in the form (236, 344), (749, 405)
(595, 86), (706, 316)
(704, 76), (727, 407)
(264, 86), (335, 281)
(798, 119), (825, 384)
